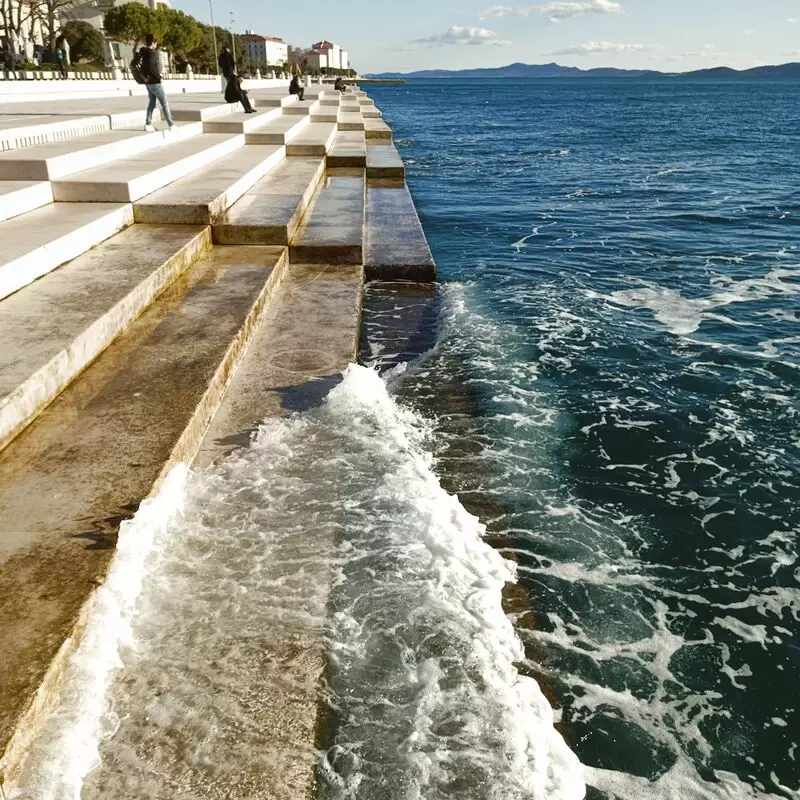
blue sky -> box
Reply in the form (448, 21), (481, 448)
(175, 0), (800, 73)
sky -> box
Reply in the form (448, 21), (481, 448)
(173, 0), (800, 73)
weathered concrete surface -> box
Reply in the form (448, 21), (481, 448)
(202, 106), (283, 134)
(244, 114), (310, 145)
(0, 225), (210, 453)
(285, 121), (337, 156)
(364, 118), (392, 140)
(290, 169), (365, 265)
(133, 144), (285, 225)
(0, 245), (287, 782)
(214, 156), (325, 245)
(364, 181), (436, 281)
(326, 130), (367, 168)
(0, 201), (134, 301)
(187, 263), (364, 800)
(366, 140), (405, 179)
(51, 133), (245, 203)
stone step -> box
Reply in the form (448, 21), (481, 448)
(290, 169), (365, 265)
(366, 142), (405, 179)
(170, 100), (245, 122)
(364, 118), (392, 140)
(365, 182), (436, 281)
(283, 99), (317, 117)
(0, 244), (287, 778)
(0, 225), (210, 452)
(214, 156), (325, 245)
(202, 106), (283, 134)
(326, 131), (367, 168)
(310, 104), (339, 124)
(0, 123), (203, 181)
(337, 110), (364, 132)
(285, 122), (337, 156)
(0, 202), (133, 301)
(244, 114), (310, 145)
(52, 133), (245, 203)
(0, 114), (110, 152)
(133, 144), (285, 225)
(0, 180), (53, 223)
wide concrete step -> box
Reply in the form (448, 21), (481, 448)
(134, 144), (285, 225)
(364, 118), (392, 140)
(244, 114), (310, 145)
(0, 244), (287, 778)
(0, 114), (110, 152)
(214, 156), (325, 245)
(170, 100), (244, 122)
(0, 225), (210, 452)
(290, 169), (365, 265)
(0, 180), (53, 223)
(285, 122), (337, 157)
(337, 111), (364, 132)
(327, 131), (366, 168)
(52, 133), (245, 203)
(365, 182), (436, 281)
(202, 106), (283, 134)
(310, 104), (339, 124)
(283, 99), (317, 116)
(366, 142), (405, 179)
(361, 108), (383, 119)
(0, 202), (133, 300)
(0, 123), (202, 181)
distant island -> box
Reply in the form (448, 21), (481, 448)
(365, 61), (800, 80)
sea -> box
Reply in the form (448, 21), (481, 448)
(11, 79), (800, 800)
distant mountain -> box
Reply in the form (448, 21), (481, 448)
(365, 61), (800, 80)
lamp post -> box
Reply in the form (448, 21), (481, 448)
(229, 10), (236, 72)
(209, 0), (219, 74)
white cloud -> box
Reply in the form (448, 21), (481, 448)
(547, 40), (659, 55)
(480, 0), (623, 21)
(788, 18), (797, 23)
(411, 26), (510, 46)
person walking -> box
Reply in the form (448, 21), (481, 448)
(289, 73), (305, 101)
(55, 34), (68, 79)
(137, 34), (175, 131)
(218, 46), (235, 79)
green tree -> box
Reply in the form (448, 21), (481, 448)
(103, 2), (153, 46)
(156, 8), (200, 59)
(63, 20), (105, 63)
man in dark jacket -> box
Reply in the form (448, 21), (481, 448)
(139, 33), (175, 131)
(224, 74), (256, 113)
(289, 74), (305, 101)
(218, 46), (235, 79)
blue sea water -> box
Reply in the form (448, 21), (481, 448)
(363, 79), (800, 798)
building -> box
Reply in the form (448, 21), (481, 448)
(311, 39), (340, 70)
(304, 49), (328, 73)
(241, 32), (288, 68)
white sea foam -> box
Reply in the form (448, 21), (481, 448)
(9, 466), (188, 800)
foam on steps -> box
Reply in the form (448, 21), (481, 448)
(0, 245), (288, 777)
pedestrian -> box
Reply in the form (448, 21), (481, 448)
(136, 34), (176, 131)
(55, 34), (68, 79)
(224, 73), (256, 113)
(289, 73), (304, 101)
(218, 45), (235, 79)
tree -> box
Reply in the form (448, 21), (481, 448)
(0, 0), (35, 57)
(157, 8), (200, 60)
(34, 0), (79, 51)
(103, 2), (153, 46)
(62, 19), (104, 63)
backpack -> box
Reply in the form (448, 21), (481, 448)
(130, 49), (147, 84)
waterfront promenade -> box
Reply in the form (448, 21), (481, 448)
(0, 79), (434, 796)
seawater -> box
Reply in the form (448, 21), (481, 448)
(10, 79), (799, 800)
(363, 78), (800, 798)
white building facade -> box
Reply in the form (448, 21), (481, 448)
(241, 32), (288, 67)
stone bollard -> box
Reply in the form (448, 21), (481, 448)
(303, 75), (311, 87)
(113, 66), (122, 81)
(186, 64), (194, 80)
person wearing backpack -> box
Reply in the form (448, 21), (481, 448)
(134, 34), (176, 131)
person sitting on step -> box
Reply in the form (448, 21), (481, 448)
(289, 74), (305, 101)
(225, 73), (256, 114)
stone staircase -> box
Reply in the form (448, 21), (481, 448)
(0, 85), (435, 795)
